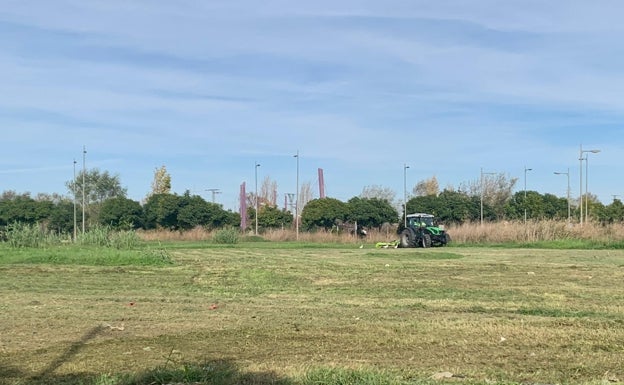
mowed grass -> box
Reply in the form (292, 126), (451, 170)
(1, 244), (624, 384)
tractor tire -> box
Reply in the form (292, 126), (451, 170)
(444, 233), (451, 245)
(399, 228), (417, 248)
(421, 233), (432, 248)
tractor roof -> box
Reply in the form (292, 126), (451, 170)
(406, 213), (435, 218)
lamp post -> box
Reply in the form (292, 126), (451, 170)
(254, 162), (260, 235)
(480, 168), (496, 225)
(579, 145), (600, 225)
(524, 166), (532, 223)
(82, 145), (86, 235)
(403, 163), (409, 228)
(585, 150), (600, 221)
(73, 159), (77, 242)
(294, 151), (299, 241)
(554, 169), (571, 223)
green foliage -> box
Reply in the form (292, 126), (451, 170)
(0, 245), (172, 266)
(77, 225), (140, 249)
(347, 197), (398, 228)
(99, 196), (143, 230)
(213, 227), (240, 244)
(66, 168), (127, 204)
(143, 193), (181, 229)
(0, 193), (53, 226)
(406, 190), (478, 224)
(301, 197), (348, 230)
(143, 192), (239, 230)
(301, 367), (405, 385)
(504, 191), (569, 220)
(178, 192), (231, 229)
(258, 205), (293, 229)
(4, 222), (63, 248)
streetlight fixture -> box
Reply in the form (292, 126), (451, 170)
(403, 163), (409, 228)
(524, 166), (532, 223)
(254, 162), (260, 235)
(579, 145), (600, 225)
(480, 168), (496, 226)
(554, 169), (571, 223)
(294, 151), (299, 241)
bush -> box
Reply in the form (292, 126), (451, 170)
(110, 230), (141, 249)
(77, 225), (112, 247)
(4, 222), (62, 248)
(212, 227), (240, 244)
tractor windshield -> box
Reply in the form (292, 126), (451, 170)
(409, 216), (434, 227)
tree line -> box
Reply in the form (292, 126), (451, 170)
(2, 168), (623, 238)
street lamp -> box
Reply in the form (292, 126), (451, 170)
(480, 168), (496, 225)
(73, 159), (77, 242)
(403, 163), (409, 227)
(585, 149), (600, 221)
(294, 151), (299, 241)
(579, 145), (600, 225)
(254, 162), (260, 235)
(554, 169), (571, 223)
(524, 166), (532, 223)
(82, 145), (86, 235)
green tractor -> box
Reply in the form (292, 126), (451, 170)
(399, 213), (451, 248)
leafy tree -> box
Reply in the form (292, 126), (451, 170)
(258, 206), (293, 229)
(150, 165), (172, 196)
(597, 199), (624, 224)
(66, 168), (127, 204)
(347, 197), (398, 228)
(99, 197), (143, 230)
(66, 168), (127, 226)
(433, 189), (477, 224)
(143, 193), (181, 229)
(177, 193), (232, 230)
(48, 199), (75, 235)
(0, 194), (42, 225)
(301, 198), (348, 230)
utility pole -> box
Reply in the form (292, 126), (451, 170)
(205, 188), (221, 203)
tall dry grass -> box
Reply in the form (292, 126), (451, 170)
(136, 221), (624, 245)
(448, 220), (624, 244)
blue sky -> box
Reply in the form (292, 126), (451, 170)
(1, 1), (623, 211)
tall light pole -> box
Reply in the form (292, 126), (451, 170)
(585, 150), (600, 221)
(480, 168), (496, 226)
(403, 163), (409, 227)
(554, 169), (571, 223)
(254, 162), (260, 235)
(579, 145), (600, 225)
(82, 145), (86, 235)
(524, 166), (532, 223)
(294, 151), (299, 241)
(73, 159), (77, 242)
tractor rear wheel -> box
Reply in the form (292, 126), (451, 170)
(399, 228), (417, 248)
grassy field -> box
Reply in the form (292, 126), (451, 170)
(1, 242), (624, 385)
